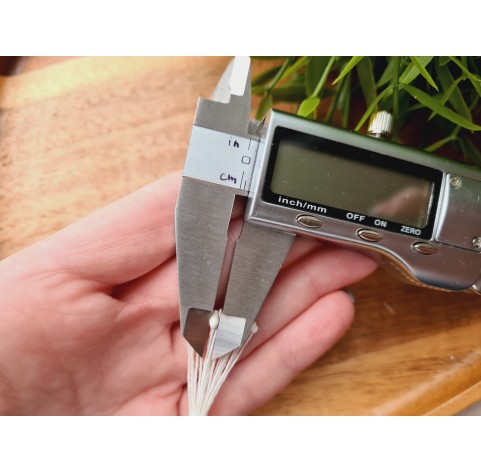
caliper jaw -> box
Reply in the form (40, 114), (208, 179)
(176, 178), (240, 355)
(176, 57), (256, 355)
(194, 56), (252, 138)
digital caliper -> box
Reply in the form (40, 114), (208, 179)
(176, 57), (481, 358)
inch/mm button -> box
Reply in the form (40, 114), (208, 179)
(357, 229), (382, 243)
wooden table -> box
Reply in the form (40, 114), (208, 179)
(1, 56), (481, 415)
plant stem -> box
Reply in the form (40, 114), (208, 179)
(392, 57), (400, 139)
(326, 76), (345, 124)
(267, 57), (295, 92)
(312, 56), (336, 98)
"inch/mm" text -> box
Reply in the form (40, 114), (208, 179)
(278, 196), (327, 214)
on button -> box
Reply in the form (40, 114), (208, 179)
(357, 229), (382, 243)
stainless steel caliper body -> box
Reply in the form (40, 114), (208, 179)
(176, 57), (481, 357)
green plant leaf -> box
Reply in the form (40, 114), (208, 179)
(439, 57), (451, 66)
(357, 57), (377, 108)
(410, 56), (438, 90)
(305, 57), (330, 96)
(435, 62), (470, 120)
(252, 86), (266, 96)
(272, 85), (307, 102)
(401, 84), (481, 131)
(312, 56), (336, 98)
(459, 135), (481, 166)
(428, 77), (463, 120)
(297, 97), (320, 117)
(279, 56), (310, 83)
(424, 135), (456, 152)
(391, 57), (401, 138)
(326, 75), (345, 123)
(256, 93), (272, 120)
(267, 57), (295, 90)
(252, 65), (281, 87)
(332, 56), (364, 85)
(377, 58), (395, 88)
(399, 56), (433, 85)
(449, 56), (481, 96)
(468, 57), (481, 76)
(355, 87), (394, 131)
(339, 73), (351, 128)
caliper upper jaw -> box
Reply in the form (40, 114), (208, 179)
(194, 56), (253, 139)
(176, 57), (257, 356)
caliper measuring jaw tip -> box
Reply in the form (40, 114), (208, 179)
(176, 57), (294, 358)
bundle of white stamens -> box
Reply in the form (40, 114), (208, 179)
(187, 310), (258, 416)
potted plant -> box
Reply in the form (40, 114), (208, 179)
(252, 56), (481, 164)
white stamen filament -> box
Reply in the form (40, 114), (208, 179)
(187, 310), (257, 416)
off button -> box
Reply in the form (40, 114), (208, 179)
(357, 229), (382, 243)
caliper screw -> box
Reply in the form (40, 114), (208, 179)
(472, 236), (481, 249)
(450, 176), (461, 188)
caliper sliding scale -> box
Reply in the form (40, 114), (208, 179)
(176, 57), (481, 358)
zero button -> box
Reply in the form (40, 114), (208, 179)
(412, 242), (437, 255)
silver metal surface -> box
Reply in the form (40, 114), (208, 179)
(368, 111), (393, 139)
(194, 57), (253, 139)
(223, 222), (295, 345)
(212, 56), (250, 102)
(213, 313), (246, 359)
(176, 178), (239, 354)
(435, 173), (481, 251)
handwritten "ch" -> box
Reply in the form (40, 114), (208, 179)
(220, 173), (237, 184)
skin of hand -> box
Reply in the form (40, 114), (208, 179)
(0, 171), (377, 415)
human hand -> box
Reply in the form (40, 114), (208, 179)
(0, 172), (377, 415)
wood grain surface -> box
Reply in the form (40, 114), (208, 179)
(1, 56), (481, 415)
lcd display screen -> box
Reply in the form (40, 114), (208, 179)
(270, 140), (434, 228)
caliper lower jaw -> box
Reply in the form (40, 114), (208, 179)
(176, 178), (241, 356)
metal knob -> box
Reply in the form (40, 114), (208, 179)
(368, 111), (393, 140)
